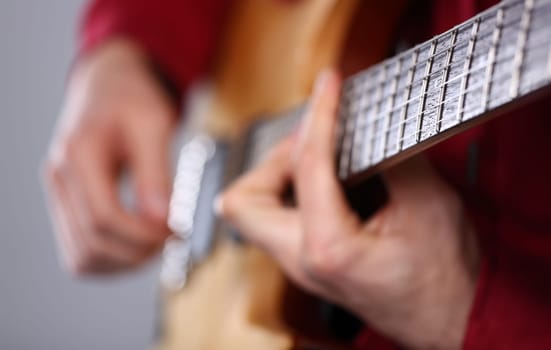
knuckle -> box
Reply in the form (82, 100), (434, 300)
(65, 259), (86, 276)
(81, 243), (103, 266)
(43, 145), (78, 181)
(68, 251), (98, 277)
(89, 210), (114, 233)
(302, 242), (343, 278)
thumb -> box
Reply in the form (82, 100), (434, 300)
(294, 69), (361, 248)
(127, 115), (173, 224)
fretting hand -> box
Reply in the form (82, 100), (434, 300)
(218, 70), (480, 350)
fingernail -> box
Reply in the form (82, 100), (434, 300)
(213, 194), (223, 216)
(146, 193), (169, 221)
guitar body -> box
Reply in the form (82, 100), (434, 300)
(157, 1), (412, 349)
(157, 0), (551, 348)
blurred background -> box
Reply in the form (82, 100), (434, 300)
(0, 1), (160, 349)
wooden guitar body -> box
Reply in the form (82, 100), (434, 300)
(160, 243), (291, 349)
(157, 1), (409, 349)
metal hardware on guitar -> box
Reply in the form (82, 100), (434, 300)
(162, 135), (217, 291)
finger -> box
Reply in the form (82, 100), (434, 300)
(65, 177), (156, 269)
(294, 70), (361, 259)
(126, 114), (173, 224)
(42, 162), (87, 273)
(219, 126), (342, 297)
(221, 192), (323, 295)
(71, 134), (167, 246)
(219, 137), (327, 293)
(219, 137), (296, 239)
(44, 160), (138, 274)
(53, 157), (156, 272)
(233, 136), (295, 195)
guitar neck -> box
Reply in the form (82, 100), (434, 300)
(249, 0), (551, 183)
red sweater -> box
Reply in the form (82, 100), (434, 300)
(80, 1), (551, 348)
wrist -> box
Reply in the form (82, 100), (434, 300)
(71, 37), (181, 112)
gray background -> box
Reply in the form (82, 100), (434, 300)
(0, 1), (160, 349)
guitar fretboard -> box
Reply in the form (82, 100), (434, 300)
(248, 0), (551, 181)
(338, 0), (551, 180)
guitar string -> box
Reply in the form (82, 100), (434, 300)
(349, 58), (514, 146)
(255, 31), (544, 170)
(251, 0), (549, 173)
(349, 53), (549, 167)
(343, 0), (551, 123)
(346, 65), (548, 170)
(258, 18), (547, 173)
(343, 1), (550, 171)
(342, 0), (541, 98)
(342, 40), (549, 163)
(356, 55), (518, 130)
(347, 34), (549, 133)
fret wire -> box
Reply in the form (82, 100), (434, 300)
(481, 8), (504, 110)
(336, 0), (551, 174)
(352, 40), (473, 102)
(347, 4), (542, 116)
(359, 69), (519, 152)
(346, 1), (525, 99)
(510, 0), (534, 98)
(338, 86), (359, 178)
(381, 57), (402, 158)
(351, 29), (551, 137)
(337, 80), (359, 179)
(457, 18), (481, 122)
(358, 49), (522, 133)
(356, 89), (517, 170)
(436, 30), (458, 132)
(398, 49), (419, 152)
(364, 64), (388, 167)
(393, 103), (490, 148)
(337, 92), (350, 179)
(415, 40), (437, 143)
(350, 75), (372, 172)
(252, 0), (551, 180)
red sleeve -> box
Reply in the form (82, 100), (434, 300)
(458, 99), (551, 349)
(463, 251), (551, 349)
(79, 0), (232, 94)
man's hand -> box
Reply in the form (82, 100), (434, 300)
(218, 70), (480, 349)
(43, 39), (176, 275)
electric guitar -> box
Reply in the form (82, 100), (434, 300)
(157, 0), (551, 349)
